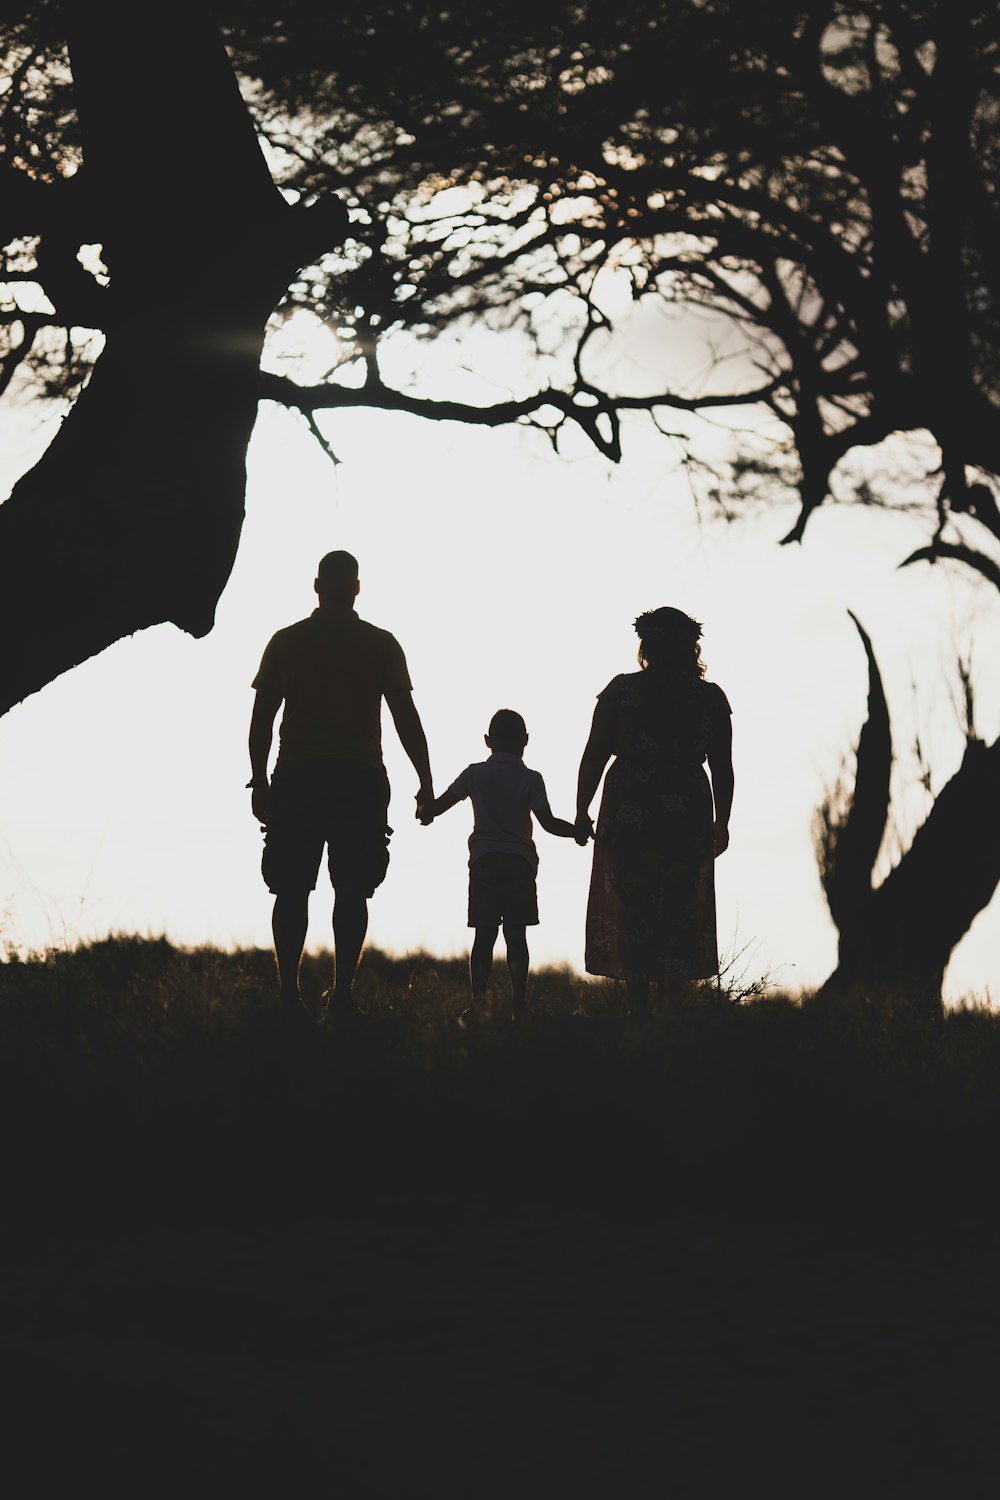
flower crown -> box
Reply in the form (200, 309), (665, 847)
(633, 607), (702, 642)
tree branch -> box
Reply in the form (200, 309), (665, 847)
(899, 542), (1000, 593)
(258, 366), (782, 462)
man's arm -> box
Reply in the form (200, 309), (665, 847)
(248, 686), (282, 825)
(385, 688), (434, 810)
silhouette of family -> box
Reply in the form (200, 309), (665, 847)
(249, 551), (733, 1018)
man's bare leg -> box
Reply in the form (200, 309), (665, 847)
(272, 892), (309, 1005)
(503, 921), (529, 1017)
(470, 923), (499, 1002)
(332, 888), (369, 1004)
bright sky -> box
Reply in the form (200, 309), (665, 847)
(1, 325), (998, 1005)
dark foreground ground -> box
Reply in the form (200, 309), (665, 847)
(6, 1198), (1000, 1494)
(2, 940), (1000, 1494)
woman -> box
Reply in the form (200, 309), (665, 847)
(575, 607), (734, 1010)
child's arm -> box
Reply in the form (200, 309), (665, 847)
(534, 806), (581, 841)
(419, 770), (469, 825)
(531, 775), (589, 844)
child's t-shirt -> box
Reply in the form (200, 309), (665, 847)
(441, 751), (552, 866)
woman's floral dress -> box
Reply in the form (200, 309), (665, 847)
(585, 671), (732, 983)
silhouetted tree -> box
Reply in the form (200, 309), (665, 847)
(3, 2), (999, 713)
(814, 615), (1000, 1006)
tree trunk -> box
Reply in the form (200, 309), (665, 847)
(817, 736), (1000, 1007)
(0, 3), (326, 715)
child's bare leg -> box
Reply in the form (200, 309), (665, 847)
(503, 921), (529, 1016)
(470, 924), (499, 1000)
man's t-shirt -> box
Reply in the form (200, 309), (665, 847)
(440, 752), (552, 866)
(253, 609), (412, 768)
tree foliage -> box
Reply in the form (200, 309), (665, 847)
(238, 0), (1000, 571)
(254, 1), (1000, 563)
(5, 5), (1000, 542)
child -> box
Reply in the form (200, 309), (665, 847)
(419, 708), (585, 1017)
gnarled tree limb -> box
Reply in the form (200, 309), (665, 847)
(815, 612), (892, 937)
(900, 542), (1000, 593)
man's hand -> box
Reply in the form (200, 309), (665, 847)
(251, 784), (270, 827)
(415, 784), (435, 825)
(714, 820), (730, 857)
(574, 814), (594, 847)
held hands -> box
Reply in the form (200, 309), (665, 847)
(415, 785), (435, 826)
(574, 814), (594, 847)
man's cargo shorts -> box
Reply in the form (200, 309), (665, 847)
(262, 759), (391, 897)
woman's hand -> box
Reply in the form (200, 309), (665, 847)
(574, 813), (594, 846)
(713, 820), (730, 857)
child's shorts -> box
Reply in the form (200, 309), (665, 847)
(468, 851), (539, 928)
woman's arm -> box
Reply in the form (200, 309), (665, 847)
(575, 697), (617, 836)
(707, 712), (734, 857)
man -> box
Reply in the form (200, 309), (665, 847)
(248, 550), (433, 1013)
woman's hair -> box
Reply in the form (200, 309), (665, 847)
(634, 607), (706, 678)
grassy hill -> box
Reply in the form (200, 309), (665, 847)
(4, 936), (1000, 1490)
(3, 934), (998, 1231)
